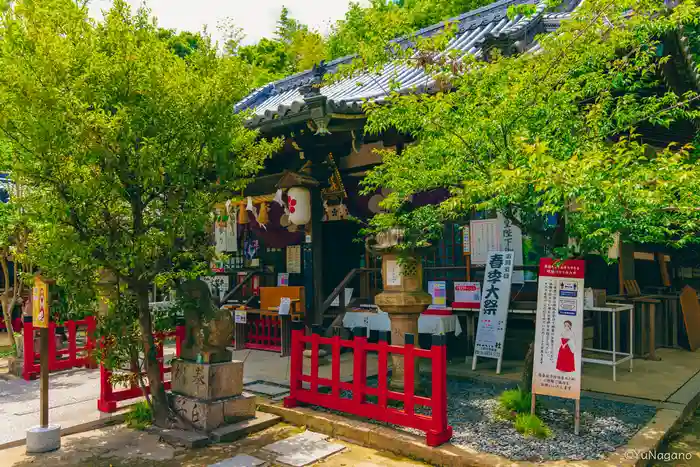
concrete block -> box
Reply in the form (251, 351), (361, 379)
(25, 425), (61, 453)
(148, 427), (211, 448)
(172, 359), (244, 400)
(210, 411), (281, 443)
(170, 394), (225, 432)
(223, 393), (256, 423)
(264, 431), (329, 456)
(275, 440), (345, 466)
(208, 453), (265, 467)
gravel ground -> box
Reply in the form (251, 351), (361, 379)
(310, 375), (656, 462)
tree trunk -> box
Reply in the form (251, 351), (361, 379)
(521, 341), (534, 392)
(135, 285), (169, 427)
(1, 294), (19, 357)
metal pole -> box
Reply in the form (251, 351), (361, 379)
(40, 327), (49, 428)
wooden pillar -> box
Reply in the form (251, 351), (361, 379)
(310, 185), (324, 325)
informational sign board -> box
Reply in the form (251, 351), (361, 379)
(470, 219), (501, 264)
(428, 281), (447, 308)
(453, 282), (481, 308)
(234, 310), (247, 324)
(286, 245), (302, 274)
(277, 273), (289, 287)
(32, 277), (50, 328)
(385, 259), (402, 286)
(462, 225), (471, 255)
(279, 297), (291, 316)
(472, 251), (515, 373)
(531, 258), (585, 434)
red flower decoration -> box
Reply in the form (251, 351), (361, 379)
(287, 195), (297, 214)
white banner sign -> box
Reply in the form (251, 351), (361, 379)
(532, 258), (585, 400)
(499, 215), (524, 284)
(473, 251), (515, 361)
(469, 219), (501, 265)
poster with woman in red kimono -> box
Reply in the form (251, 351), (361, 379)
(556, 320), (576, 373)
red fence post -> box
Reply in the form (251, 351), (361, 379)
(284, 321), (305, 408)
(97, 338), (117, 413)
(22, 316), (34, 380)
(426, 334), (452, 447)
(403, 333), (416, 417)
(175, 321), (185, 357)
(67, 320), (78, 369)
(85, 315), (98, 369)
(352, 327), (368, 410)
(377, 330), (390, 409)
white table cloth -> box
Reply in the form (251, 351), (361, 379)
(342, 311), (462, 337)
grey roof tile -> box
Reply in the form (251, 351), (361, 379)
(237, 0), (582, 127)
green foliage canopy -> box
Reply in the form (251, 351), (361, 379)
(360, 0), (700, 256)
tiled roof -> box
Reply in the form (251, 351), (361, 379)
(236, 0), (582, 128)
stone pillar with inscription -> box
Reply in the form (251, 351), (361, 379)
(169, 280), (255, 433)
(372, 230), (431, 392)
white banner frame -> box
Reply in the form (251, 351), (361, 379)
(471, 251), (515, 374)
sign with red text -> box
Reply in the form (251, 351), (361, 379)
(453, 282), (481, 308)
(532, 258), (585, 400)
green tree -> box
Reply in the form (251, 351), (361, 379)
(0, 0), (276, 425)
(0, 167), (27, 357)
(360, 0), (700, 256)
(157, 28), (209, 58)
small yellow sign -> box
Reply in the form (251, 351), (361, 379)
(32, 277), (49, 328)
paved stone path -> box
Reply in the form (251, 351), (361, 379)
(0, 348), (374, 448)
(1, 423), (426, 467)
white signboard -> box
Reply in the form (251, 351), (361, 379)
(470, 219), (501, 264)
(234, 310), (247, 324)
(472, 251), (515, 374)
(532, 258), (585, 401)
(215, 217), (237, 253)
(279, 297), (291, 316)
(385, 259), (402, 286)
(453, 282), (481, 308)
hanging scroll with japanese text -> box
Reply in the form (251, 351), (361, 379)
(472, 251), (515, 370)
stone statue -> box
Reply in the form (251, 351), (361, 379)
(178, 279), (234, 364)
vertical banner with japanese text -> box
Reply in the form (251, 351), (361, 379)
(473, 251), (515, 360)
(532, 258), (586, 400)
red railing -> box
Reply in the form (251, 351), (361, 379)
(97, 325), (185, 413)
(284, 324), (453, 447)
(246, 313), (282, 352)
(22, 315), (98, 381)
(0, 315), (21, 333)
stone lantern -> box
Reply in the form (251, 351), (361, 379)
(372, 229), (432, 391)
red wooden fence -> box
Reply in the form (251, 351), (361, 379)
(22, 315), (98, 381)
(284, 324), (453, 447)
(245, 313), (282, 352)
(97, 325), (185, 413)
(0, 315), (21, 333)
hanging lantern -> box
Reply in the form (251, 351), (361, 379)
(238, 203), (249, 224)
(287, 186), (311, 225)
(257, 202), (269, 226)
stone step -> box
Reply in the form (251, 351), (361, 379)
(210, 411), (281, 443)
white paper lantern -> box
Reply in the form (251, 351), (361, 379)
(287, 186), (311, 225)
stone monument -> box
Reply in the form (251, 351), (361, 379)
(371, 229), (432, 391)
(169, 280), (256, 433)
